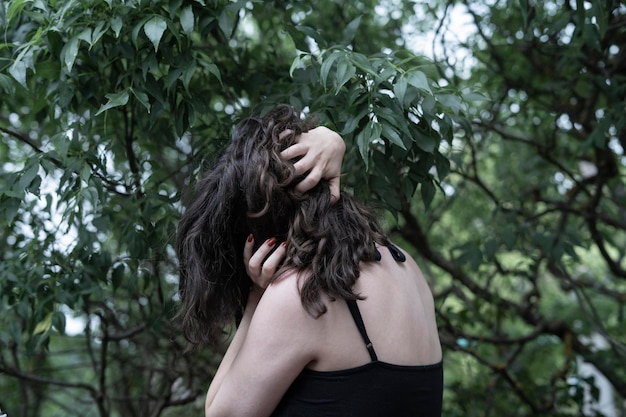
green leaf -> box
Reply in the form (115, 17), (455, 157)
(166, 67), (184, 88)
(92, 21), (108, 46)
(356, 121), (382, 167)
(61, 36), (80, 72)
(111, 16), (123, 38)
(18, 161), (40, 190)
(290, 53), (307, 77)
(407, 70), (431, 94)
(341, 15), (362, 45)
(52, 312), (66, 335)
(380, 122), (406, 150)
(420, 177), (436, 209)
(77, 28), (92, 46)
(355, 130), (369, 169)
(414, 130), (438, 153)
(320, 51), (341, 89)
(370, 174), (401, 211)
(6, 0), (30, 23)
(437, 94), (464, 115)
(218, 9), (236, 38)
(295, 25), (325, 47)
(132, 89), (151, 113)
(462, 91), (489, 102)
(373, 148), (400, 180)
(36, 60), (61, 79)
(3, 197), (21, 225)
(169, 0), (184, 15)
(434, 151), (450, 180)
(9, 60), (28, 87)
(144, 16), (168, 51)
(393, 75), (408, 106)
(0, 73), (16, 95)
(33, 312), (53, 335)
(349, 52), (377, 77)
(205, 62), (223, 85)
(341, 107), (368, 135)
(80, 163), (91, 183)
(180, 5), (194, 35)
(181, 60), (197, 89)
(334, 60), (355, 94)
(95, 90), (130, 116)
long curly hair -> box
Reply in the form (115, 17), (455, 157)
(175, 105), (389, 350)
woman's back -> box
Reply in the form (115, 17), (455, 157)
(270, 244), (443, 416)
(309, 244), (441, 371)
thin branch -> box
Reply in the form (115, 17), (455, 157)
(0, 124), (132, 197)
(1, 363), (98, 394)
(106, 324), (147, 341)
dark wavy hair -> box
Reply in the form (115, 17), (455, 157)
(175, 105), (389, 350)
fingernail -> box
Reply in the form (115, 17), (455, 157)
(281, 241), (287, 248)
(267, 237), (277, 247)
(247, 234), (254, 243)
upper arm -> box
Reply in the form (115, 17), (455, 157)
(206, 276), (319, 417)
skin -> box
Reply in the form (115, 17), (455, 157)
(203, 130), (442, 417)
(280, 126), (346, 202)
(205, 238), (442, 417)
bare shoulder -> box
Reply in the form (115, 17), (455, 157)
(260, 270), (307, 311)
(388, 243), (435, 300)
(383, 243), (424, 276)
(253, 270), (323, 337)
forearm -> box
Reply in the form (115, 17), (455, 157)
(205, 288), (263, 409)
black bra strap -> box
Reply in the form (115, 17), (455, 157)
(346, 299), (378, 362)
(388, 244), (406, 262)
(374, 244), (406, 263)
(348, 244), (404, 361)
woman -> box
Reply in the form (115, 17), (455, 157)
(176, 105), (443, 417)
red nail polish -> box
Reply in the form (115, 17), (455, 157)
(281, 242), (287, 248)
(247, 234), (254, 243)
(267, 237), (277, 247)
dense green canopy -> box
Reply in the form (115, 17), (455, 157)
(1, 1), (624, 416)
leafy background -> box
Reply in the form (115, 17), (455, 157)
(1, 0), (625, 416)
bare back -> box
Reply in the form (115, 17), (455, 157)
(307, 244), (442, 371)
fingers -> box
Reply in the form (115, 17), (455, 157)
(291, 151), (318, 175)
(279, 129), (294, 141)
(294, 167), (324, 194)
(280, 126), (345, 200)
(243, 233), (255, 266)
(294, 173), (340, 202)
(244, 236), (287, 289)
(280, 142), (307, 161)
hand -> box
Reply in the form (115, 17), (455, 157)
(243, 235), (287, 291)
(280, 126), (346, 202)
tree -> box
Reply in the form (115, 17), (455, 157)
(0, 1), (467, 416)
(1, 0), (624, 416)
(400, 1), (626, 416)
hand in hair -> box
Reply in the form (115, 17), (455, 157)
(280, 126), (345, 201)
(244, 234), (287, 291)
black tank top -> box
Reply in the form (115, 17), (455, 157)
(270, 246), (443, 417)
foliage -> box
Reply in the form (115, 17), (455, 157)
(395, 1), (626, 416)
(0, 0), (625, 416)
(0, 0), (467, 416)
